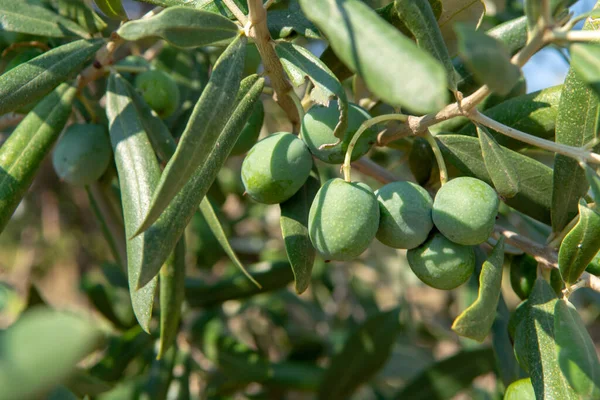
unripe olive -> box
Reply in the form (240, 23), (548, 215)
(116, 55), (151, 81)
(241, 132), (312, 204)
(408, 137), (435, 185)
(230, 100), (264, 156)
(375, 181), (433, 249)
(301, 101), (377, 164)
(504, 378), (535, 400)
(432, 177), (499, 245)
(52, 124), (112, 185)
(510, 254), (537, 300)
(407, 232), (475, 290)
(134, 69), (180, 118)
(586, 251), (600, 276)
(308, 178), (380, 261)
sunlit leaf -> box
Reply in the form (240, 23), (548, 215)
(476, 125), (520, 198)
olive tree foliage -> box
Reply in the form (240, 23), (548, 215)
(2, 0), (600, 398)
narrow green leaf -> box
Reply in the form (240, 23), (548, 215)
(142, 345), (178, 399)
(456, 24), (521, 96)
(456, 85), (562, 150)
(136, 75), (264, 283)
(0, 38), (103, 115)
(56, 0), (107, 34)
(0, 307), (101, 400)
(158, 238), (186, 359)
(394, 347), (496, 400)
(524, 0), (569, 36)
(394, 0), (457, 91)
(318, 309), (401, 400)
(492, 295), (525, 387)
(571, 42), (600, 98)
(0, 83), (76, 233)
(298, 0), (448, 114)
(106, 73), (162, 333)
(267, 0), (319, 39)
(280, 175), (319, 294)
(117, 7), (239, 48)
(0, 0), (89, 38)
(199, 198), (261, 288)
(555, 299), (600, 397)
(185, 261), (293, 308)
(135, 35), (246, 248)
(94, 0), (127, 20)
(585, 164), (600, 203)
(133, 0), (249, 18)
(437, 0), (485, 56)
(524, 279), (578, 399)
(552, 14), (600, 232)
(558, 200), (600, 284)
(452, 237), (505, 342)
(437, 135), (553, 224)
(476, 125), (520, 198)
(65, 369), (115, 398)
(81, 269), (135, 329)
(505, 378), (536, 400)
(275, 41), (348, 140)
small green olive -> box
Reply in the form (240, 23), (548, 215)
(407, 232), (475, 290)
(504, 378), (535, 400)
(52, 123), (112, 185)
(134, 70), (180, 118)
(432, 177), (499, 245)
(301, 101), (377, 164)
(375, 181), (433, 249)
(241, 132), (313, 204)
(308, 178), (380, 261)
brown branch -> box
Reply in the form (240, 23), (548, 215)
(76, 34), (125, 92)
(493, 225), (558, 268)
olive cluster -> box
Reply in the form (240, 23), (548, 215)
(241, 101), (500, 291)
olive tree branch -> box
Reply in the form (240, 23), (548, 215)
(77, 34), (124, 91)
(223, 0), (248, 25)
(246, 0), (300, 131)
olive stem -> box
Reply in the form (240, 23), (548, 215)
(288, 90), (305, 130)
(222, 0), (248, 25)
(342, 114), (407, 182)
(351, 157), (398, 184)
(423, 131), (448, 185)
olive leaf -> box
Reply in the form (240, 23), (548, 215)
(394, 347), (496, 399)
(298, 0), (448, 114)
(452, 237), (505, 342)
(456, 85), (561, 150)
(141, 346), (178, 399)
(523, 279), (578, 399)
(437, 135), (553, 224)
(136, 75), (264, 287)
(0, 0), (89, 38)
(93, 0), (127, 20)
(524, 0), (569, 36)
(0, 39), (104, 115)
(0, 83), (76, 233)
(455, 23), (521, 96)
(552, 14), (600, 233)
(476, 125), (520, 198)
(135, 0), (249, 19)
(267, 0), (319, 39)
(275, 41), (348, 140)
(585, 164), (600, 203)
(492, 295), (525, 386)
(555, 299), (600, 397)
(106, 73), (162, 333)
(394, 0), (457, 91)
(280, 175), (320, 294)
(558, 200), (600, 285)
(318, 309), (401, 400)
(158, 238), (186, 359)
(185, 261), (294, 308)
(571, 42), (600, 98)
(0, 308), (101, 400)
(437, 0), (485, 56)
(117, 7), (240, 48)
(505, 378), (536, 400)
(55, 0), (107, 34)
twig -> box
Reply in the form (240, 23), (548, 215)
(77, 34), (125, 91)
(246, 0), (299, 130)
(0, 112), (24, 131)
(423, 130), (448, 185)
(1, 41), (50, 58)
(493, 225), (558, 268)
(222, 0), (248, 25)
(351, 157), (398, 184)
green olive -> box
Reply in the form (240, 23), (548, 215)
(375, 181), (433, 249)
(432, 177), (499, 245)
(504, 378), (535, 400)
(407, 232), (475, 290)
(134, 69), (180, 118)
(241, 132), (313, 204)
(116, 55), (151, 81)
(52, 124), (112, 185)
(301, 101), (377, 164)
(308, 178), (380, 261)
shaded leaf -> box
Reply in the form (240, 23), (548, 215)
(267, 0), (319, 39)
(0, 0), (89, 38)
(135, 75), (264, 284)
(280, 175), (320, 294)
(394, 347), (496, 400)
(106, 73), (161, 332)
(142, 345), (178, 399)
(452, 237), (505, 341)
(134, 35), (246, 251)
(298, 0), (448, 114)
(492, 295), (525, 387)
(0, 39), (104, 115)
(318, 309), (401, 400)
(94, 0), (127, 20)
(524, 0), (569, 36)
(456, 23), (521, 96)
(558, 200), (600, 284)
(55, 0), (107, 34)
(585, 164), (600, 203)
(476, 125), (520, 198)
(571, 42), (600, 98)
(135, 0), (249, 19)
(0, 83), (76, 232)
(117, 7), (239, 48)
(438, 0), (485, 56)
(437, 134), (553, 224)
(395, 0), (457, 91)
(0, 307), (101, 400)
(552, 14), (600, 232)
